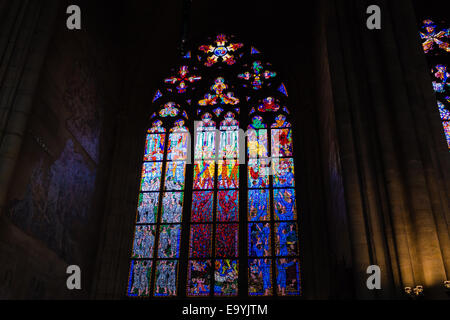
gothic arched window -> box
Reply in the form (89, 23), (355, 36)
(419, 19), (450, 149)
(127, 35), (301, 298)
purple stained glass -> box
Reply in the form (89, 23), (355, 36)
(248, 223), (271, 257)
(189, 224), (212, 258)
(187, 260), (211, 297)
(248, 189), (270, 221)
(191, 191), (214, 222)
(216, 224), (239, 258)
(217, 190), (239, 222)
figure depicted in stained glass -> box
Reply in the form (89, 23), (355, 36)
(187, 260), (211, 296)
(159, 102), (181, 117)
(190, 224), (212, 258)
(165, 161), (186, 190)
(432, 64), (450, 93)
(195, 113), (216, 160)
(273, 159), (295, 188)
(274, 189), (297, 221)
(148, 120), (165, 133)
(248, 189), (270, 221)
(140, 162), (162, 192)
(199, 34), (243, 67)
(216, 224), (239, 258)
(158, 225), (181, 259)
(420, 19), (450, 54)
(164, 65), (201, 94)
(193, 160), (215, 190)
(218, 160), (239, 189)
(137, 193), (159, 223)
(272, 115), (291, 128)
(128, 260), (152, 296)
(168, 131), (189, 161)
(214, 260), (238, 296)
(217, 190), (239, 222)
(198, 77), (240, 106)
(144, 133), (165, 161)
(257, 97), (281, 113)
(249, 259), (272, 296)
(248, 223), (271, 257)
(132, 225), (156, 259)
(272, 128), (293, 157)
(161, 192), (184, 223)
(191, 191), (214, 222)
(155, 260), (178, 297)
(238, 61), (276, 90)
(247, 129), (268, 159)
(275, 222), (298, 256)
(276, 258), (300, 296)
(248, 159), (270, 188)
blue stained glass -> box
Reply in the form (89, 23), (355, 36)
(249, 259), (272, 296)
(278, 83), (288, 96)
(191, 191), (214, 222)
(248, 189), (270, 221)
(128, 260), (152, 297)
(136, 193), (159, 224)
(140, 162), (162, 192)
(161, 192), (184, 223)
(132, 225), (156, 259)
(154, 260), (178, 297)
(248, 223), (271, 257)
(274, 189), (297, 221)
(276, 258), (300, 296)
(272, 159), (295, 188)
(187, 260), (211, 297)
(158, 224), (182, 259)
(214, 260), (239, 296)
(165, 161), (186, 191)
(275, 222), (299, 257)
(153, 90), (163, 102)
(217, 190), (239, 222)
(251, 47), (261, 55)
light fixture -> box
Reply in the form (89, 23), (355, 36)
(413, 285), (424, 297)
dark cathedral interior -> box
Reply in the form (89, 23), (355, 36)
(0, 0), (449, 306)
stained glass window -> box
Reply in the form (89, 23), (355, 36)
(128, 35), (301, 298)
(420, 19), (450, 149)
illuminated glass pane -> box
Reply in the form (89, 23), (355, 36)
(248, 259), (272, 296)
(132, 225), (156, 259)
(161, 192), (184, 223)
(158, 224), (181, 259)
(154, 260), (178, 297)
(136, 193), (159, 224)
(276, 258), (300, 296)
(144, 134), (165, 161)
(248, 189), (270, 221)
(438, 101), (450, 120)
(164, 161), (186, 191)
(149, 120), (165, 133)
(248, 159), (270, 189)
(275, 222), (299, 257)
(189, 224), (212, 258)
(218, 160), (239, 189)
(214, 260), (239, 296)
(444, 122), (450, 148)
(247, 129), (268, 158)
(159, 102), (180, 117)
(272, 159), (295, 188)
(271, 129), (293, 157)
(140, 162), (163, 192)
(219, 130), (239, 158)
(187, 260), (211, 297)
(191, 191), (214, 222)
(216, 224), (239, 258)
(195, 115), (216, 159)
(217, 190), (239, 222)
(127, 260), (152, 297)
(272, 115), (291, 128)
(274, 189), (297, 221)
(167, 132), (189, 161)
(248, 223), (271, 257)
(193, 160), (215, 190)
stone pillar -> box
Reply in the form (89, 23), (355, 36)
(0, 0), (59, 212)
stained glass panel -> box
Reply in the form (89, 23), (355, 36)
(144, 134), (165, 161)
(154, 260), (178, 297)
(248, 189), (270, 221)
(275, 222), (299, 257)
(158, 225), (182, 259)
(248, 159), (270, 189)
(218, 160), (239, 189)
(167, 132), (189, 161)
(187, 260), (211, 297)
(248, 223), (271, 257)
(189, 224), (213, 258)
(274, 189), (297, 221)
(136, 193), (159, 224)
(140, 162), (163, 192)
(191, 191), (214, 222)
(128, 260), (152, 297)
(217, 190), (239, 222)
(248, 259), (272, 296)
(444, 122), (450, 148)
(247, 129), (268, 158)
(193, 160), (215, 190)
(276, 258), (300, 296)
(195, 131), (216, 160)
(271, 129), (293, 157)
(216, 224), (239, 257)
(272, 159), (295, 188)
(132, 225), (156, 259)
(164, 161), (186, 191)
(214, 260), (239, 296)
(161, 192), (184, 223)
(219, 130), (239, 159)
